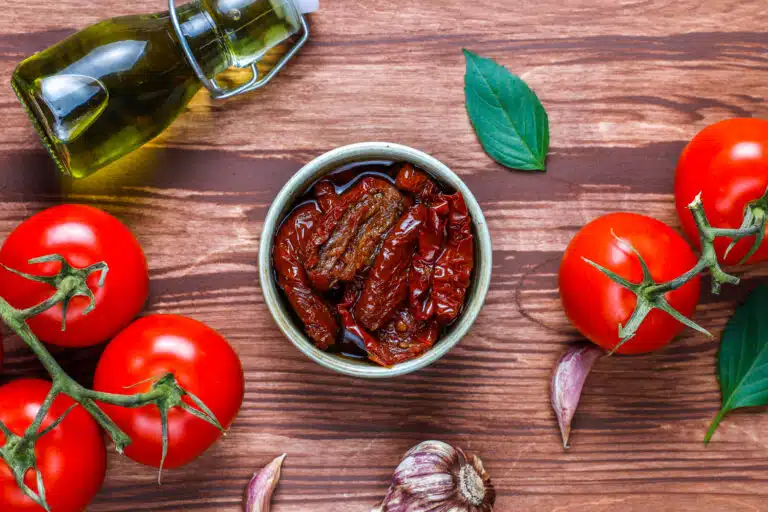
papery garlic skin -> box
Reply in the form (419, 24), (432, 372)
(551, 343), (604, 448)
(373, 440), (495, 512)
(245, 454), (286, 512)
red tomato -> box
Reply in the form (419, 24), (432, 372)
(0, 379), (106, 512)
(0, 205), (149, 347)
(675, 118), (768, 265)
(93, 315), (244, 468)
(559, 213), (702, 354)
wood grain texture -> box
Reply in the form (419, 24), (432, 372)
(1, 0), (768, 510)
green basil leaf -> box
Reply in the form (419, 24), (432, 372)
(463, 49), (549, 172)
(705, 284), (768, 444)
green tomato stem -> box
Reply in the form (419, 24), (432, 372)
(649, 194), (742, 296)
(726, 196), (768, 263)
(0, 292), (135, 451)
(24, 387), (60, 440)
(646, 259), (707, 295)
(0, 255), (224, 509)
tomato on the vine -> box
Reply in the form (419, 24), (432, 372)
(0, 379), (106, 512)
(0, 205), (149, 347)
(93, 315), (244, 469)
(559, 213), (702, 354)
(675, 118), (768, 265)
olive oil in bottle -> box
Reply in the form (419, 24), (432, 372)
(12, 0), (314, 179)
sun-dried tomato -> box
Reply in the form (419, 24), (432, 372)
(337, 304), (380, 358)
(409, 196), (450, 320)
(395, 164), (453, 321)
(313, 179), (339, 212)
(369, 308), (439, 367)
(339, 300), (438, 368)
(274, 204), (339, 349)
(355, 204), (425, 331)
(304, 177), (405, 291)
(432, 192), (474, 325)
(395, 163), (440, 199)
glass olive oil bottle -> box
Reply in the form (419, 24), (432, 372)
(12, 0), (313, 179)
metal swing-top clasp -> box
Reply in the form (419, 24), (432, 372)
(169, 0), (312, 100)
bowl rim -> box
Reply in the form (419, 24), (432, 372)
(258, 142), (492, 378)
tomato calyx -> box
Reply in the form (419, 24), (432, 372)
(139, 373), (224, 482)
(583, 230), (711, 354)
(0, 429), (49, 511)
(1, 254), (108, 329)
(0, 386), (77, 512)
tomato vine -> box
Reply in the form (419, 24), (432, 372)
(0, 255), (223, 511)
(585, 188), (768, 354)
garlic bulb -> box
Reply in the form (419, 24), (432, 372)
(373, 440), (495, 512)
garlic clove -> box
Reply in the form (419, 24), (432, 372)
(244, 454), (286, 512)
(374, 440), (495, 511)
(550, 343), (604, 449)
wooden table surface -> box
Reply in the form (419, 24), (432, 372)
(1, 0), (768, 510)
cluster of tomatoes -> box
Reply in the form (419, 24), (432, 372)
(0, 205), (244, 511)
(560, 118), (768, 354)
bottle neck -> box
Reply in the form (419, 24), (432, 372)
(174, 0), (303, 82)
(174, 2), (232, 80)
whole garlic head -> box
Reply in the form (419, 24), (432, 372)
(373, 440), (496, 512)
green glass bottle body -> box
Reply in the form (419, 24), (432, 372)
(12, 0), (302, 179)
